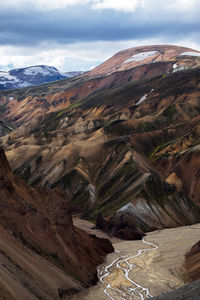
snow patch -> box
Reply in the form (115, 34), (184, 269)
(123, 51), (158, 64)
(0, 71), (20, 83)
(118, 202), (135, 213)
(87, 184), (96, 205)
(172, 65), (188, 73)
(17, 81), (33, 88)
(136, 94), (148, 105)
(24, 66), (51, 76)
(179, 51), (200, 57)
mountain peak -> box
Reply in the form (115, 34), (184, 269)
(89, 44), (200, 77)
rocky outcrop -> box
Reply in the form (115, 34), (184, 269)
(95, 213), (144, 240)
(93, 173), (200, 239)
(0, 147), (113, 289)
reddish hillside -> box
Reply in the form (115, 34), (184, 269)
(89, 45), (200, 77)
(0, 147), (113, 289)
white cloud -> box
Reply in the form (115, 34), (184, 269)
(92, 0), (146, 12)
(1, 0), (198, 13)
(1, 0), (90, 11)
(1, 0), (147, 12)
(0, 41), (113, 71)
(166, 0), (198, 12)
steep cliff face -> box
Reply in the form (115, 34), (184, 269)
(0, 147), (113, 292)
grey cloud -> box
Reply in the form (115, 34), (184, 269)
(0, 4), (200, 47)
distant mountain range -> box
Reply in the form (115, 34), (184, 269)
(0, 65), (84, 90)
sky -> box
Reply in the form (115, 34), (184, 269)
(0, 0), (200, 72)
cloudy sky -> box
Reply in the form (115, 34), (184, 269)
(0, 0), (200, 71)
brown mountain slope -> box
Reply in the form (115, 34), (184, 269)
(0, 226), (83, 300)
(0, 147), (113, 295)
(185, 240), (200, 282)
(1, 46), (200, 239)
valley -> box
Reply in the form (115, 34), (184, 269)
(1, 44), (200, 299)
(75, 223), (200, 300)
(1, 47), (200, 237)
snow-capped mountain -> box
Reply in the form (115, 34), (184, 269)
(0, 65), (83, 90)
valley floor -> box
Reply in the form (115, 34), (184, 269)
(72, 223), (200, 300)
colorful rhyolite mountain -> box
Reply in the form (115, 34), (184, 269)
(0, 65), (84, 90)
(1, 45), (200, 239)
